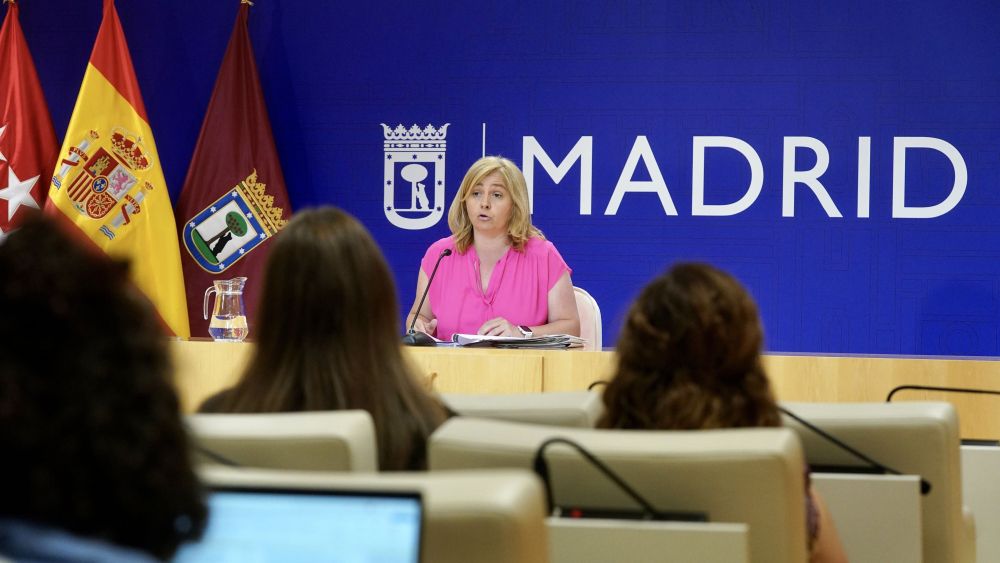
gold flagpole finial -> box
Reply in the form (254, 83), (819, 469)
(241, 0), (254, 5)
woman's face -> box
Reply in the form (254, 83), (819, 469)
(465, 171), (514, 237)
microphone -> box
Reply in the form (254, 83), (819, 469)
(533, 436), (706, 522)
(403, 248), (452, 347)
(886, 384), (1000, 445)
(590, 379), (930, 491)
(885, 384), (1000, 403)
(193, 444), (242, 467)
(779, 406), (932, 495)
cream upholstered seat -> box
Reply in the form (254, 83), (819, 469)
(573, 286), (602, 350)
(962, 445), (1000, 563)
(429, 417), (807, 563)
(199, 466), (550, 563)
(548, 518), (749, 563)
(441, 391), (604, 428)
(186, 410), (377, 472)
(782, 401), (971, 563)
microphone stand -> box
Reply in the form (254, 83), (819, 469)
(885, 384), (1000, 403)
(780, 406), (932, 495)
(403, 248), (451, 347)
(533, 437), (658, 518)
(402, 330), (437, 347)
(532, 436), (705, 521)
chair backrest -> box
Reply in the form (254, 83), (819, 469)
(186, 410), (378, 472)
(429, 417), (807, 563)
(198, 466), (550, 563)
(810, 473), (924, 563)
(441, 391), (604, 428)
(781, 401), (965, 563)
(962, 445), (999, 563)
(549, 518), (750, 563)
(573, 286), (602, 350)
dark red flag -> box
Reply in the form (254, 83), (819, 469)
(0, 0), (58, 238)
(176, 3), (292, 338)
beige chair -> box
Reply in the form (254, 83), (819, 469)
(810, 472), (923, 563)
(782, 401), (971, 563)
(199, 466), (550, 563)
(441, 391), (604, 428)
(549, 518), (750, 563)
(429, 417), (807, 563)
(962, 445), (1000, 563)
(573, 286), (602, 350)
(186, 410), (377, 472)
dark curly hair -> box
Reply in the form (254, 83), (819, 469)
(598, 262), (780, 430)
(0, 216), (207, 559)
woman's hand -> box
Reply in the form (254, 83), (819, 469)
(477, 317), (520, 337)
(413, 316), (437, 335)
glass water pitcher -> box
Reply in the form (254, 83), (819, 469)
(203, 277), (249, 342)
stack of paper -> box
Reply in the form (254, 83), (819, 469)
(452, 334), (587, 349)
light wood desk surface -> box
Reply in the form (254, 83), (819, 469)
(169, 340), (1000, 439)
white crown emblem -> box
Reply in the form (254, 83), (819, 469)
(381, 123), (450, 141)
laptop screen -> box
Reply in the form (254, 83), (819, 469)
(174, 487), (423, 563)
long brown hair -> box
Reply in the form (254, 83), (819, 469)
(598, 263), (780, 430)
(447, 156), (542, 253)
(211, 207), (446, 470)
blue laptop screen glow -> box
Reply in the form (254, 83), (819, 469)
(174, 488), (422, 563)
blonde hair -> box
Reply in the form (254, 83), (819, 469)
(447, 156), (542, 253)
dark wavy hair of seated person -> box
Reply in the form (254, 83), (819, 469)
(0, 216), (207, 559)
(199, 207), (447, 471)
(598, 262), (780, 430)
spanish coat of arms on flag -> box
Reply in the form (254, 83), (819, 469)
(46, 0), (189, 337)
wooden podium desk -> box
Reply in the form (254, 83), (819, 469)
(169, 340), (1000, 439)
(167, 340), (596, 411)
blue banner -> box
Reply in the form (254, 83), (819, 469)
(22, 1), (1000, 355)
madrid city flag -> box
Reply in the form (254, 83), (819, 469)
(0, 0), (58, 239)
(46, 0), (189, 337)
(177, 2), (291, 338)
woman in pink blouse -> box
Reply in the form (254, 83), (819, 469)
(407, 156), (580, 341)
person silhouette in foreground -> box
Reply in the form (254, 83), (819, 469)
(0, 216), (207, 562)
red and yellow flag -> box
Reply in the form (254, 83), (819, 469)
(45, 0), (189, 337)
(0, 0), (58, 238)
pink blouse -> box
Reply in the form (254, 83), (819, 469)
(420, 236), (572, 341)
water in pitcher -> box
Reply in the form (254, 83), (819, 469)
(208, 314), (249, 342)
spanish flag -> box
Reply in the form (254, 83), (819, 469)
(46, 0), (189, 337)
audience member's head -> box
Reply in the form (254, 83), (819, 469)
(202, 206), (446, 470)
(0, 216), (206, 560)
(598, 262), (780, 430)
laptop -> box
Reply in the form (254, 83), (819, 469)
(174, 486), (423, 562)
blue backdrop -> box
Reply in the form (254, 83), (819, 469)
(18, 1), (1000, 355)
